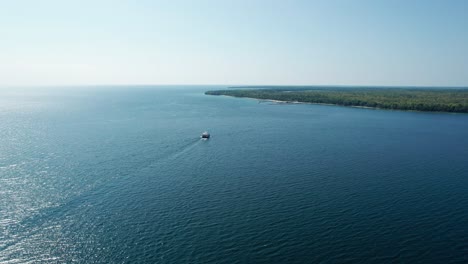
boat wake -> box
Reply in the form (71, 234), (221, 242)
(168, 137), (201, 160)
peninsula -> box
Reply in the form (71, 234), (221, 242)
(205, 87), (468, 113)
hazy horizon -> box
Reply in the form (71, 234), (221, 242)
(1, 0), (467, 86)
(2, 84), (468, 89)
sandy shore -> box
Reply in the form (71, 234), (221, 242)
(217, 95), (460, 114)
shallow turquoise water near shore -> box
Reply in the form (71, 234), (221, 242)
(1, 86), (468, 263)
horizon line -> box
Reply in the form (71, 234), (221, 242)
(1, 84), (468, 89)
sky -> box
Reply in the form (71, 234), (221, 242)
(0, 0), (467, 86)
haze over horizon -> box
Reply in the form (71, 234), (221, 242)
(1, 0), (467, 87)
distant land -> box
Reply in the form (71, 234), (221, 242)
(205, 86), (468, 113)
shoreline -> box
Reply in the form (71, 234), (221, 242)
(213, 94), (464, 114)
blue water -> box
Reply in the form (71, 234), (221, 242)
(1, 86), (468, 263)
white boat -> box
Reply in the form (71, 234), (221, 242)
(201, 131), (210, 139)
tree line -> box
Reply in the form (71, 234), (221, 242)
(205, 88), (468, 113)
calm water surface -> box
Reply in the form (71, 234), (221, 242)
(1, 86), (468, 263)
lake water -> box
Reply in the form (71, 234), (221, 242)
(1, 86), (468, 263)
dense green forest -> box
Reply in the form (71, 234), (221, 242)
(206, 88), (468, 113)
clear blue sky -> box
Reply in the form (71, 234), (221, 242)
(1, 0), (467, 86)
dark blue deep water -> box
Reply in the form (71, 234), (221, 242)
(1, 86), (468, 263)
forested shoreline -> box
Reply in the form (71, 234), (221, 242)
(205, 88), (468, 113)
